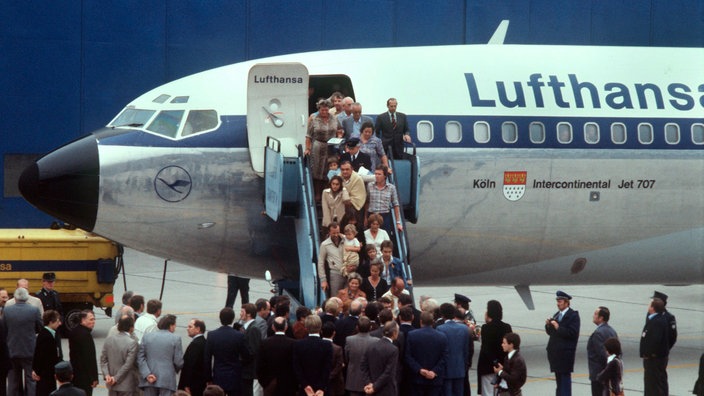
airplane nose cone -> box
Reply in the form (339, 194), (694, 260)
(19, 134), (99, 231)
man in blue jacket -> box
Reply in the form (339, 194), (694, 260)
(405, 311), (449, 396)
(545, 291), (580, 396)
(437, 304), (469, 396)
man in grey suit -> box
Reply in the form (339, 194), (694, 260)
(342, 103), (374, 139)
(4, 287), (42, 396)
(345, 316), (379, 396)
(361, 321), (400, 396)
(138, 314), (184, 396)
(5, 279), (44, 315)
(100, 316), (139, 396)
(587, 306), (618, 396)
(253, 299), (270, 339)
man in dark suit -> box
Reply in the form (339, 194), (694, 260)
(586, 306), (618, 396)
(205, 308), (248, 396)
(51, 361), (87, 396)
(493, 333), (527, 396)
(69, 310), (99, 396)
(33, 310), (63, 396)
(334, 299), (362, 347)
(545, 290), (580, 396)
(405, 311), (449, 396)
(241, 303), (263, 396)
(178, 319), (207, 396)
(640, 297), (671, 396)
(361, 322), (400, 396)
(322, 322), (345, 396)
(397, 294), (421, 329)
(293, 315), (332, 396)
(257, 317), (297, 396)
(397, 306), (417, 396)
(339, 138), (372, 173)
(375, 98), (412, 159)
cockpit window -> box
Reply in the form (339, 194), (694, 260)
(146, 110), (184, 138)
(110, 108), (156, 128)
(171, 96), (189, 103)
(153, 94), (171, 103)
(182, 110), (219, 137)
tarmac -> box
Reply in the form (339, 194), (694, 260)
(77, 248), (703, 396)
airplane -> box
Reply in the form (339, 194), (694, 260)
(18, 22), (704, 308)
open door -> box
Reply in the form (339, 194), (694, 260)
(247, 63), (309, 175)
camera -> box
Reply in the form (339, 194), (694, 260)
(489, 359), (502, 385)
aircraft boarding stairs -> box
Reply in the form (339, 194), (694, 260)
(263, 137), (420, 309)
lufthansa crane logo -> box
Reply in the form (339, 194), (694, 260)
(154, 166), (192, 202)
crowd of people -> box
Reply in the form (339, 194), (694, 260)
(0, 269), (696, 396)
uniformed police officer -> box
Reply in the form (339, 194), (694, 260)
(652, 291), (677, 350)
(37, 272), (62, 315)
(640, 297), (670, 395)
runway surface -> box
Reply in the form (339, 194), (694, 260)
(78, 248), (703, 395)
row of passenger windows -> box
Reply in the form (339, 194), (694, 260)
(416, 121), (704, 145)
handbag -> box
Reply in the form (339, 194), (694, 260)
(609, 357), (625, 396)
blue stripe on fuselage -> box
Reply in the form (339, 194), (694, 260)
(1, 260), (105, 272)
(96, 114), (703, 150)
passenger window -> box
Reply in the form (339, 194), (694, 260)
(181, 110), (219, 137)
(445, 121), (462, 143)
(146, 110), (184, 138)
(692, 123), (704, 145)
(473, 122), (490, 143)
(584, 123), (599, 144)
(416, 121), (434, 143)
(529, 122), (545, 144)
(665, 123), (680, 144)
(557, 123), (572, 144)
(638, 123), (653, 144)
(611, 123), (626, 144)
(501, 122), (518, 143)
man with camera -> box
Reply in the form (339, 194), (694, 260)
(493, 333), (526, 396)
(545, 291), (581, 396)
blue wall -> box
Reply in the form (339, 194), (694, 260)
(1, 0), (703, 227)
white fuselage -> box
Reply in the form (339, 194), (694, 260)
(34, 44), (704, 286)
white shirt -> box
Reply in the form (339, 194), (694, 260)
(134, 313), (158, 343)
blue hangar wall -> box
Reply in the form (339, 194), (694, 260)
(1, 0), (703, 227)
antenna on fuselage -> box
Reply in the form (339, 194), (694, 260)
(488, 20), (509, 45)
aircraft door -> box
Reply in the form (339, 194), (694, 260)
(247, 63), (309, 174)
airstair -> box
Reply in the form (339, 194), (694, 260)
(386, 144), (420, 298)
(264, 137), (323, 309)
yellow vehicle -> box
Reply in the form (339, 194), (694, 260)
(0, 227), (121, 328)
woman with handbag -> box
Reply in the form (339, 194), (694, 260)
(597, 337), (624, 396)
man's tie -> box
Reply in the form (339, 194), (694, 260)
(558, 312), (564, 322)
(391, 113), (397, 130)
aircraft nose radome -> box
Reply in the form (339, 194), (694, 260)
(18, 134), (99, 231)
